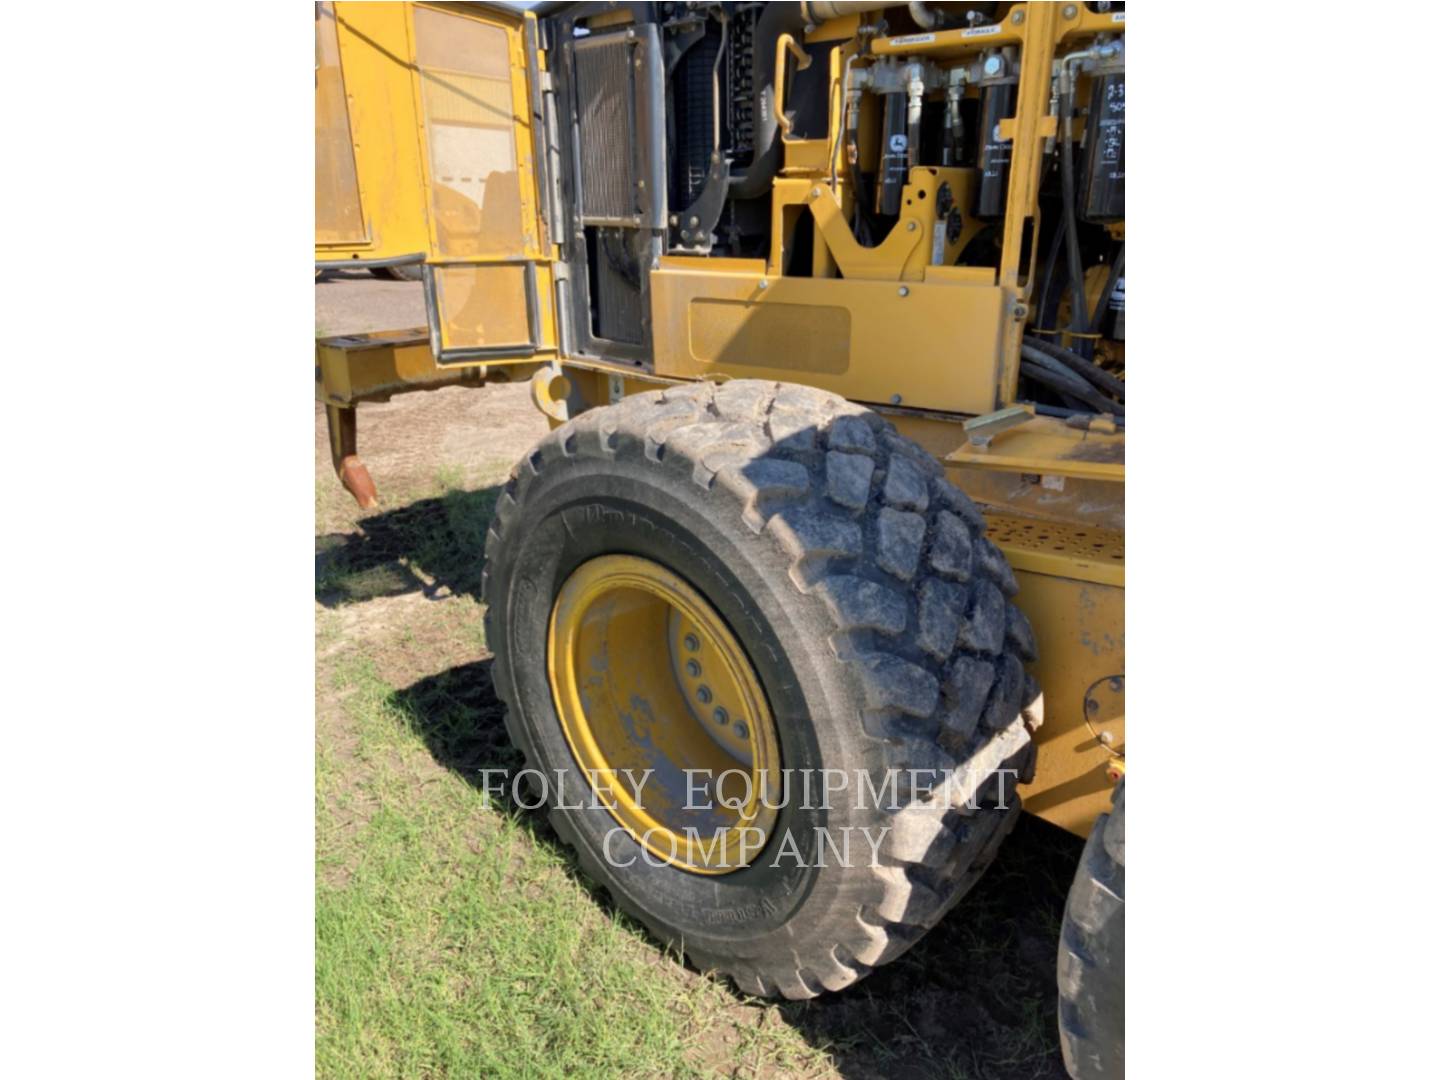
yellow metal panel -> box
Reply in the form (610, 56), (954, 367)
(315, 2), (432, 263)
(315, 3), (366, 245)
(412, 8), (525, 258)
(397, 3), (557, 363)
(651, 259), (1006, 415)
(988, 514), (1124, 589)
(433, 265), (533, 349)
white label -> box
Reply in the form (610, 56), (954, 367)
(886, 33), (935, 46)
(1112, 12), (1126, 22)
(962, 24), (1002, 38)
(1042, 475), (1067, 492)
(932, 222), (945, 265)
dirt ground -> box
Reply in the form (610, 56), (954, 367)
(315, 271), (1082, 1079)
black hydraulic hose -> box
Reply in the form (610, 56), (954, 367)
(847, 134), (884, 247)
(1020, 367), (1123, 418)
(1029, 401), (1126, 427)
(1089, 242), (1125, 334)
(1020, 360), (1121, 416)
(1034, 217), (1067, 335)
(1020, 347), (1095, 398)
(1058, 86), (1092, 359)
(1020, 351), (1123, 416)
(1023, 335), (1125, 403)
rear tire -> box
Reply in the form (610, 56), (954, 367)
(482, 379), (1040, 998)
(1058, 779), (1125, 1078)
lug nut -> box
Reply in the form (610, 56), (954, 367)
(686, 660), (702, 677)
(683, 634), (699, 652)
(733, 722), (748, 740)
(713, 707), (729, 726)
(697, 685), (713, 704)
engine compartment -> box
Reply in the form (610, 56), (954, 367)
(537, 1), (1124, 421)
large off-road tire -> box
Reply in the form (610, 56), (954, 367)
(482, 379), (1039, 998)
(1058, 779), (1125, 1078)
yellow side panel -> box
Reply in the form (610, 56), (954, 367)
(652, 260), (1006, 414)
(314, 2), (365, 245)
(315, 2), (432, 262)
(412, 8), (526, 258)
(433, 265), (533, 350)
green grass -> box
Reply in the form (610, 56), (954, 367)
(316, 656), (823, 1079)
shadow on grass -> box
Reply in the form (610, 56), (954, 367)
(390, 657), (1082, 1080)
(315, 485), (500, 609)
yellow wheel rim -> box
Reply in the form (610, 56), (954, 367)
(547, 555), (780, 874)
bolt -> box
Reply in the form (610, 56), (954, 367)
(810, 187), (822, 198)
(713, 707), (729, 726)
(890, 393), (903, 405)
(685, 659), (702, 677)
(1012, 301), (1029, 319)
(758, 279), (768, 290)
(1011, 10), (1025, 24)
(689, 216), (699, 227)
(683, 634), (699, 652)
(697, 685), (713, 704)
(669, 214), (678, 226)
(906, 220), (917, 232)
(1063, 4), (1078, 17)
(1099, 731), (1114, 746)
(733, 722), (748, 740)
(898, 285), (910, 297)
(983, 55), (1002, 77)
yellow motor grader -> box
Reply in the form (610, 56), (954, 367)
(315, 2), (1125, 1074)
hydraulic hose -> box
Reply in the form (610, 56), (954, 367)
(1020, 348), (1123, 416)
(1034, 218), (1068, 336)
(1030, 401), (1125, 427)
(1023, 335), (1125, 403)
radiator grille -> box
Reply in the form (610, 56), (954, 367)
(574, 38), (639, 223)
(592, 229), (643, 344)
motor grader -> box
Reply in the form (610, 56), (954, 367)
(315, 1), (1125, 1074)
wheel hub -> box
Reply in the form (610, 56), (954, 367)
(547, 555), (780, 874)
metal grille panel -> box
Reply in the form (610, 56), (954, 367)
(574, 38), (638, 223)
